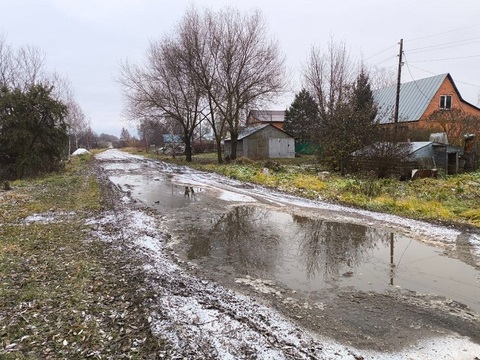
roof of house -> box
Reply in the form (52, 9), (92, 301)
(163, 134), (182, 143)
(224, 124), (292, 142)
(373, 73), (450, 124)
(249, 110), (286, 123)
(352, 141), (446, 156)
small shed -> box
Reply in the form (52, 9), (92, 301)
(408, 141), (462, 175)
(224, 124), (295, 159)
(352, 141), (463, 178)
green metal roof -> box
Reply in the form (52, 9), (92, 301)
(373, 73), (448, 124)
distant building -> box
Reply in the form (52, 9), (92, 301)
(246, 110), (286, 130)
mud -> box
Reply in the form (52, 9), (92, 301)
(96, 150), (480, 354)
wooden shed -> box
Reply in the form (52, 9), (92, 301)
(224, 124), (295, 159)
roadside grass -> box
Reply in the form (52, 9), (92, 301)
(124, 148), (480, 228)
(0, 154), (165, 358)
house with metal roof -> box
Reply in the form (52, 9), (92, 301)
(246, 110), (285, 130)
(373, 73), (480, 132)
(224, 124), (295, 159)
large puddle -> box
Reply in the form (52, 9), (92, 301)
(185, 206), (480, 313)
(104, 163), (480, 314)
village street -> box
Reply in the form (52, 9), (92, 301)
(92, 149), (480, 359)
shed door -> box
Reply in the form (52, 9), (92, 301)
(269, 138), (293, 158)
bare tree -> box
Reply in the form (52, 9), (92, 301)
(0, 35), (47, 92)
(119, 36), (204, 161)
(175, 9), (226, 163)
(119, 7), (285, 162)
(177, 7), (286, 161)
(304, 40), (354, 121)
(369, 65), (397, 90)
(428, 109), (480, 146)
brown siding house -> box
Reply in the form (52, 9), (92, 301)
(373, 73), (480, 137)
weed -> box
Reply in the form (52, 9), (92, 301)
(0, 154), (165, 358)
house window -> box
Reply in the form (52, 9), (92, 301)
(439, 95), (452, 110)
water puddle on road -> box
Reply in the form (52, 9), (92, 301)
(103, 164), (480, 314)
(186, 205), (480, 313)
(110, 174), (202, 210)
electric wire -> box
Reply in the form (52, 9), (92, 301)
(409, 54), (480, 63)
(365, 43), (398, 61)
(408, 38), (480, 53)
(403, 52), (431, 102)
(373, 54), (397, 67)
(406, 24), (480, 43)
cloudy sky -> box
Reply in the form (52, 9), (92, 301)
(1, 0), (479, 138)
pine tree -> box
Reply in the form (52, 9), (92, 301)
(284, 89), (319, 144)
(0, 84), (68, 179)
(350, 69), (378, 151)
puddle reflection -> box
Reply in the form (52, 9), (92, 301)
(187, 205), (480, 312)
(109, 174), (201, 209)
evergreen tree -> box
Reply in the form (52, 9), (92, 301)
(317, 69), (378, 174)
(350, 69), (378, 150)
(0, 84), (68, 179)
(284, 89), (319, 144)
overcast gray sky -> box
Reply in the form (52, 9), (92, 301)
(2, 0), (479, 138)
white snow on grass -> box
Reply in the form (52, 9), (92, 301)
(24, 211), (76, 224)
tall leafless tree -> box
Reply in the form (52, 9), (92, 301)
(160, 7), (286, 161)
(119, 35), (206, 161)
(0, 35), (47, 92)
(304, 39), (354, 121)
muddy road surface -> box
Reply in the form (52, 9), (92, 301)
(94, 149), (480, 359)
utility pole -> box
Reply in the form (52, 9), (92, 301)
(394, 39), (404, 129)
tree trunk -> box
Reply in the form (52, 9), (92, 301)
(215, 137), (223, 163)
(230, 132), (239, 160)
(185, 139), (193, 162)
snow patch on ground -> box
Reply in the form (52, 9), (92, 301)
(218, 190), (257, 202)
(470, 234), (480, 256)
(24, 211), (76, 224)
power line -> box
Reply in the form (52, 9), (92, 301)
(408, 40), (480, 54)
(373, 54), (397, 66)
(407, 63), (480, 89)
(408, 36), (480, 52)
(402, 53), (431, 102)
(408, 54), (480, 63)
(365, 43), (398, 61)
(406, 24), (480, 43)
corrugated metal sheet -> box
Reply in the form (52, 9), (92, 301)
(237, 124), (270, 140)
(250, 110), (286, 123)
(373, 73), (448, 124)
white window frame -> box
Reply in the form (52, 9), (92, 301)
(439, 95), (452, 110)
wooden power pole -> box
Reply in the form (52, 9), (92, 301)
(394, 39), (404, 128)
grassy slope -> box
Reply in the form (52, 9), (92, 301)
(127, 148), (480, 228)
(0, 155), (163, 359)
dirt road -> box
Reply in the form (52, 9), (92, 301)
(93, 149), (480, 359)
